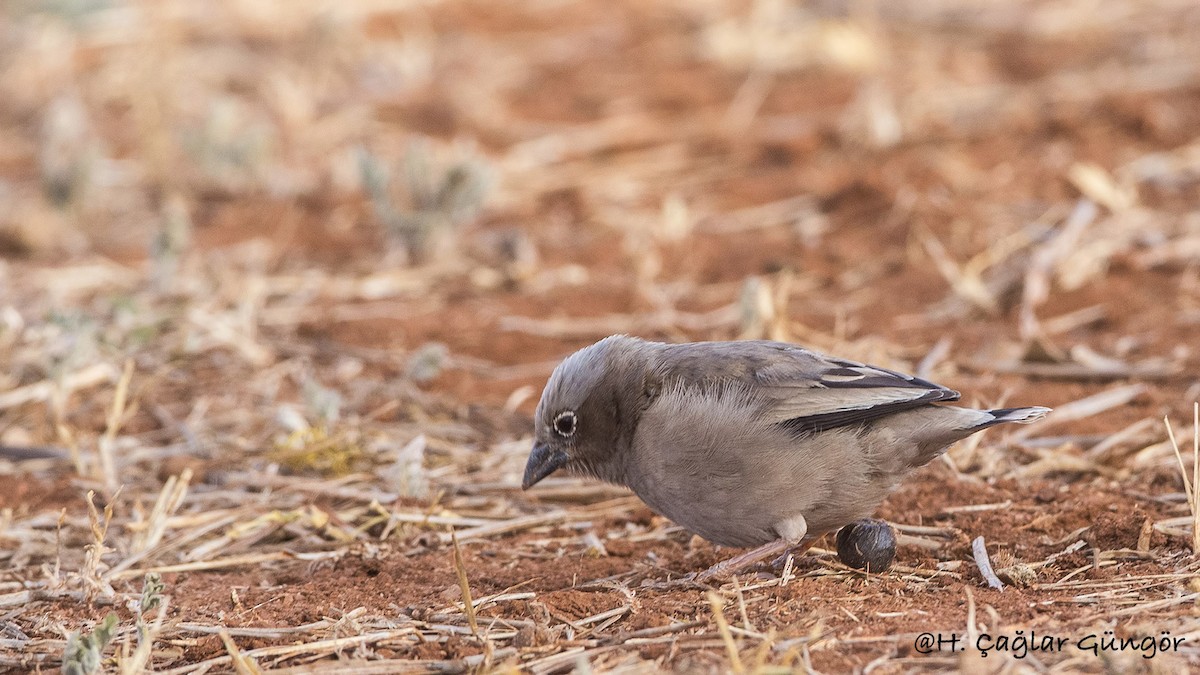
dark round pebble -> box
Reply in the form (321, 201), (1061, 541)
(836, 518), (896, 572)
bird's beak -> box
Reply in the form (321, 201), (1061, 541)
(522, 442), (569, 489)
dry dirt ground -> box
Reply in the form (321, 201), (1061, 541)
(3, 0), (1200, 673)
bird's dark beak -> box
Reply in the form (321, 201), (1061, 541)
(522, 442), (568, 490)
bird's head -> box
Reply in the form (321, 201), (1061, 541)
(522, 335), (660, 489)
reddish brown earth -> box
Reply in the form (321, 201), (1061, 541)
(4, 1), (1200, 673)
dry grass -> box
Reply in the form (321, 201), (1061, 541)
(1165, 404), (1200, 554)
(2, 0), (1200, 672)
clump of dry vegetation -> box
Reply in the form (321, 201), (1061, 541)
(3, 0), (1200, 672)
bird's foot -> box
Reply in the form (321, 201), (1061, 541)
(638, 572), (710, 591)
(694, 537), (819, 582)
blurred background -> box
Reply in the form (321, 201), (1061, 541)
(4, 0), (1200, 672)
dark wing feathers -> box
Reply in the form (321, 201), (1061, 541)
(776, 388), (956, 435)
(752, 347), (959, 434)
(663, 341), (960, 436)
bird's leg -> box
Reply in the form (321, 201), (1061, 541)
(695, 539), (792, 582)
(643, 536), (821, 589)
(769, 533), (829, 569)
(695, 515), (810, 582)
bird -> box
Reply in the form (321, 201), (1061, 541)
(521, 335), (1049, 579)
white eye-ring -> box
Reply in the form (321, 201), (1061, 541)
(553, 411), (577, 437)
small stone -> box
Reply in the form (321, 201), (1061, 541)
(836, 518), (896, 572)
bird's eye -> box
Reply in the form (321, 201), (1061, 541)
(553, 411), (577, 437)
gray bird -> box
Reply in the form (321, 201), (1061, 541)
(522, 335), (1049, 577)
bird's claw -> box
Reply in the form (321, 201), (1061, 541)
(639, 572), (710, 591)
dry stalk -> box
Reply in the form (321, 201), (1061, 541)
(919, 227), (998, 314)
(450, 529), (480, 639)
(57, 423), (86, 476)
(131, 467), (193, 554)
(83, 490), (118, 600)
(1008, 383), (1146, 441)
(731, 576), (753, 633)
(1019, 199), (1098, 342)
(964, 586), (978, 645)
(747, 628), (778, 673)
(98, 359), (135, 493)
(52, 507), (67, 584)
(0, 362), (116, 411)
(706, 591), (744, 674)
(970, 536), (1004, 591)
(158, 629), (435, 675)
(110, 550), (341, 579)
(1164, 404), (1200, 554)
(219, 629), (264, 675)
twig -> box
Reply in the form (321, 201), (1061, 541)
(158, 629), (425, 675)
(707, 592), (744, 674)
(916, 337), (951, 379)
(1009, 383), (1146, 440)
(1164, 406), (1200, 554)
(971, 536), (1005, 591)
(98, 359), (135, 493)
(450, 529), (479, 638)
(110, 551), (342, 579)
(219, 629), (263, 675)
(608, 620), (705, 644)
(0, 363), (117, 411)
(940, 501), (1012, 514)
(178, 611), (367, 639)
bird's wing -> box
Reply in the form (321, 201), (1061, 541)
(751, 344), (961, 433)
(663, 341), (960, 435)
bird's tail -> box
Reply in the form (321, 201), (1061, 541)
(870, 404), (1053, 473)
(974, 406), (1052, 429)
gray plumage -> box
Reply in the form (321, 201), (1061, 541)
(522, 335), (1049, 549)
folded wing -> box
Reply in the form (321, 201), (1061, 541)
(715, 342), (960, 435)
